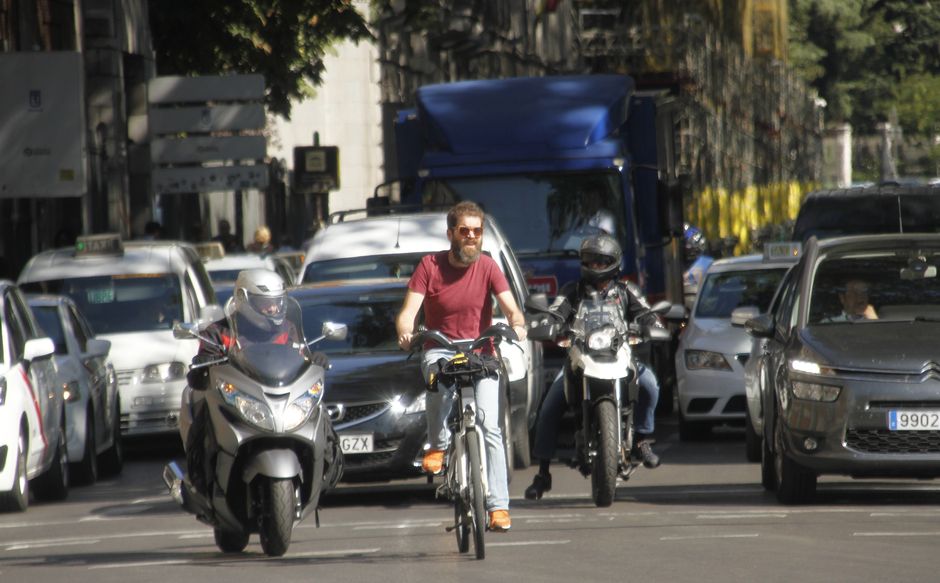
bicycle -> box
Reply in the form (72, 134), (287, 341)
(410, 323), (518, 560)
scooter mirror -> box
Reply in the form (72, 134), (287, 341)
(173, 321), (198, 340)
(322, 321), (348, 341)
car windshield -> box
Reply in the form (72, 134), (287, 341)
(695, 267), (788, 319)
(809, 251), (940, 324)
(792, 193), (940, 242)
(21, 275), (183, 334)
(302, 253), (425, 284)
(31, 306), (66, 354)
(295, 290), (403, 354)
(207, 269), (247, 283)
(421, 172), (626, 255)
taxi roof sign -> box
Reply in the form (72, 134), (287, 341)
(195, 241), (225, 262)
(75, 233), (123, 257)
(763, 241), (802, 262)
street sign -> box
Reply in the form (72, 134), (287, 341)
(152, 165), (269, 194)
(293, 145), (340, 192)
(149, 104), (266, 134)
(149, 75), (265, 104)
(151, 135), (266, 164)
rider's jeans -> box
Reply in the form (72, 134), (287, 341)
(422, 348), (510, 512)
(533, 363), (659, 461)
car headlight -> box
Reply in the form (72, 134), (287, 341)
(684, 349), (732, 371)
(140, 361), (187, 384)
(791, 380), (841, 402)
(284, 381), (324, 431)
(218, 381), (275, 431)
(390, 392), (427, 415)
(587, 326), (617, 351)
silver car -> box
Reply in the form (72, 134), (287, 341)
(29, 295), (123, 485)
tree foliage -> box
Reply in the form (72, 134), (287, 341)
(149, 0), (372, 119)
(788, 0), (940, 134)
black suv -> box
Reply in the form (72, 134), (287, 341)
(792, 184), (940, 242)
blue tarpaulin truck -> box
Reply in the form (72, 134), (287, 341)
(389, 74), (683, 411)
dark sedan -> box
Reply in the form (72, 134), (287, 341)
(290, 280), (427, 481)
(749, 234), (940, 504)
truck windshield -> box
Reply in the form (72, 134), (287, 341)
(422, 172), (626, 255)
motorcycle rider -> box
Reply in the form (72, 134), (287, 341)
(524, 233), (662, 501)
(184, 269), (332, 495)
(396, 201), (527, 532)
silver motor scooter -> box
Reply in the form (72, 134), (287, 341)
(163, 297), (346, 556)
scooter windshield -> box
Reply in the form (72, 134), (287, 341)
(228, 296), (311, 386)
(571, 294), (628, 338)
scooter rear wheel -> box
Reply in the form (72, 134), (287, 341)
(214, 527), (249, 553)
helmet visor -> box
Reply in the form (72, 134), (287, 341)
(581, 252), (616, 270)
(248, 293), (285, 318)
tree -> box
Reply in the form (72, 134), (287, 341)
(149, 0), (372, 119)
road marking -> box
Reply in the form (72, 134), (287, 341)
(90, 559), (193, 569)
(292, 548), (381, 557)
(696, 513), (786, 519)
(854, 531), (940, 537)
(3, 529), (208, 551)
(88, 548), (382, 569)
(660, 533), (759, 541)
(524, 518), (592, 524)
(7, 539), (101, 551)
(353, 522), (442, 530)
(488, 540), (570, 547)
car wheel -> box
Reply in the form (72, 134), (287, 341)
(744, 412), (761, 463)
(773, 408), (816, 504)
(678, 411), (709, 441)
(512, 406), (531, 469)
(71, 411), (98, 486)
(0, 429), (29, 512)
(32, 423), (69, 502)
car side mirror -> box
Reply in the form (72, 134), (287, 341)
(745, 313), (775, 338)
(24, 337), (55, 361)
(731, 306), (760, 327)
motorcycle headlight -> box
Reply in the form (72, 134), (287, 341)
(218, 381), (275, 431)
(587, 326), (617, 351)
(140, 361), (187, 384)
(284, 381), (324, 431)
(684, 350), (732, 371)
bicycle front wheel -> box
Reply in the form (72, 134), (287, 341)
(466, 428), (486, 560)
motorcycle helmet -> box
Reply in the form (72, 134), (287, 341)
(683, 223), (708, 264)
(233, 268), (287, 331)
(579, 234), (622, 284)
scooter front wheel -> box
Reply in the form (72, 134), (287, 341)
(214, 527), (249, 553)
(591, 400), (618, 508)
(258, 478), (295, 557)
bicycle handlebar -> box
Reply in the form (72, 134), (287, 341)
(409, 322), (519, 353)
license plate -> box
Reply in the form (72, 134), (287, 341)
(339, 433), (373, 454)
(888, 410), (940, 431)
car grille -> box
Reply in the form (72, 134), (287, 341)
(722, 395), (747, 414)
(846, 429), (940, 454)
(116, 369), (137, 386)
(331, 401), (390, 429)
(345, 450), (398, 466)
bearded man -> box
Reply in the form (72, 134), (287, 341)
(395, 201), (527, 532)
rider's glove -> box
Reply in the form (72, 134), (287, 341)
(310, 351), (330, 369)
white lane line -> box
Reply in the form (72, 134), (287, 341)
(854, 531), (940, 537)
(3, 529), (209, 551)
(524, 518), (592, 524)
(178, 533), (214, 540)
(7, 539), (101, 551)
(660, 534), (759, 541)
(488, 540), (571, 547)
(696, 513), (786, 519)
(870, 512), (940, 517)
(88, 548), (382, 569)
(352, 522), (442, 530)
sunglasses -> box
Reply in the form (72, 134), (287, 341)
(454, 226), (484, 238)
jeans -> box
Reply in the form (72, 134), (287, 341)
(422, 348), (509, 512)
(532, 363), (659, 462)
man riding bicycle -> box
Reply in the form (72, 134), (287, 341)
(396, 201), (527, 532)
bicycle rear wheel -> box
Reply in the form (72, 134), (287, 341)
(466, 428), (486, 560)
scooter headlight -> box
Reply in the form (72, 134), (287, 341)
(284, 381), (324, 431)
(218, 381), (275, 431)
(587, 326), (617, 351)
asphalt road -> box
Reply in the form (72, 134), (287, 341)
(3, 420), (940, 583)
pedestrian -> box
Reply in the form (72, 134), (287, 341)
(246, 226), (275, 255)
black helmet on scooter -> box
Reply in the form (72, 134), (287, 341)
(579, 234), (622, 284)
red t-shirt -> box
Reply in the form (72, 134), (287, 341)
(408, 251), (510, 350)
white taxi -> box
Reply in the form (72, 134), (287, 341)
(18, 235), (219, 440)
(0, 281), (68, 512)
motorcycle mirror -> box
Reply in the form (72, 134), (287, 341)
(646, 326), (672, 342)
(322, 321), (348, 341)
(525, 293), (550, 312)
(173, 321), (198, 340)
